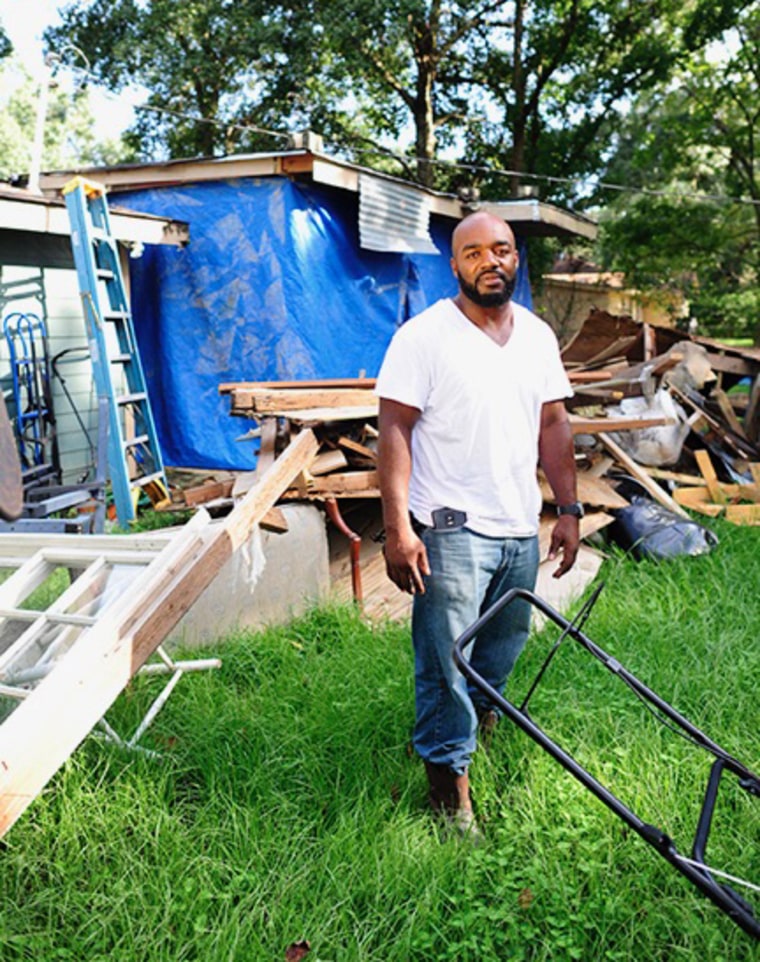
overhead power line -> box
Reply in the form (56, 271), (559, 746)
(59, 65), (760, 211)
(348, 144), (760, 209)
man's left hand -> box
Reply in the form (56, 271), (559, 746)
(547, 515), (580, 578)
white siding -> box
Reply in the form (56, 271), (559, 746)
(1, 265), (99, 485)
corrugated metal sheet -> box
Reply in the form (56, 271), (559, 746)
(358, 173), (439, 254)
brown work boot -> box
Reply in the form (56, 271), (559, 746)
(477, 708), (500, 748)
(423, 761), (481, 840)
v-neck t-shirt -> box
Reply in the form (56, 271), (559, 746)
(375, 298), (573, 537)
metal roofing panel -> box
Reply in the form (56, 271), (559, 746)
(358, 173), (439, 254)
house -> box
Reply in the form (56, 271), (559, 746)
(537, 255), (688, 344)
(0, 183), (187, 484)
(35, 149), (597, 473)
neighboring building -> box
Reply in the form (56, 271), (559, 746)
(10, 149), (598, 474)
(537, 255), (687, 345)
(0, 184), (187, 483)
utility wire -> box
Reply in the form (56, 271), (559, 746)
(60, 65), (760, 210)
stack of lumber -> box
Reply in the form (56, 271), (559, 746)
(561, 310), (760, 526)
(217, 311), (760, 537)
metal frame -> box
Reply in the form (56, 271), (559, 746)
(453, 587), (760, 940)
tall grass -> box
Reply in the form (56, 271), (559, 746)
(0, 519), (757, 960)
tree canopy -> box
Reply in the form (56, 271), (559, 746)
(20, 0), (760, 339)
(597, 3), (759, 341)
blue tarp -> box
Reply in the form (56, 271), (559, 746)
(122, 178), (532, 470)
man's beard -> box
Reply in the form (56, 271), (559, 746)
(458, 270), (517, 307)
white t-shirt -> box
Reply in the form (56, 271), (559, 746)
(375, 298), (572, 537)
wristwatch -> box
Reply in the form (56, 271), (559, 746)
(557, 501), (584, 518)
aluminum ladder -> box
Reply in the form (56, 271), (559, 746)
(63, 176), (168, 526)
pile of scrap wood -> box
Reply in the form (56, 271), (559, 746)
(562, 310), (760, 525)
(216, 311), (760, 535)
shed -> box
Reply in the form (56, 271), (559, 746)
(0, 184), (187, 484)
(39, 150), (597, 473)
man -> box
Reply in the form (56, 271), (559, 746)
(375, 210), (580, 835)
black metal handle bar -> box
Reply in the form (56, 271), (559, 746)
(453, 587), (760, 940)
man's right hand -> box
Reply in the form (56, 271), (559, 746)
(383, 529), (431, 595)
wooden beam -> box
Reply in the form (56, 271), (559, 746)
(231, 388), (376, 413)
(0, 429), (319, 838)
(599, 434), (691, 519)
(219, 378), (377, 394)
(693, 450), (728, 505)
(569, 414), (675, 435)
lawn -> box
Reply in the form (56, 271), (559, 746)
(0, 518), (757, 960)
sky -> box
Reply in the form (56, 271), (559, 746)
(0, 0), (136, 140)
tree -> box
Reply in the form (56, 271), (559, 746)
(45, 0), (318, 160)
(0, 21), (11, 61)
(46, 0), (745, 192)
(0, 56), (127, 182)
(597, 4), (760, 341)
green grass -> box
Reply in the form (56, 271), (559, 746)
(0, 519), (758, 960)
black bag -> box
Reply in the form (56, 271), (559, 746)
(609, 495), (719, 560)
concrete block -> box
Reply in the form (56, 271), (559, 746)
(167, 502), (329, 648)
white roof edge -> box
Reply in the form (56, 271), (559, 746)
(36, 150), (596, 240)
(0, 191), (189, 246)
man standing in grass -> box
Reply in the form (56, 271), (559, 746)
(376, 210), (580, 836)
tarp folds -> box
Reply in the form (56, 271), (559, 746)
(122, 178), (532, 470)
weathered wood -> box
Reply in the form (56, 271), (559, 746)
(599, 434), (690, 519)
(310, 449), (349, 476)
(259, 506), (289, 533)
(539, 473), (629, 509)
(0, 396), (22, 523)
(232, 388), (376, 413)
(711, 387), (748, 440)
(337, 436), (378, 462)
(182, 479), (235, 506)
(219, 378), (377, 394)
(289, 470), (379, 497)
(254, 417), (279, 482)
(569, 414), (675, 435)
(0, 428), (319, 838)
(693, 450), (728, 505)
(724, 503), (760, 525)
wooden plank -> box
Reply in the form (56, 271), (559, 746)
(599, 434), (691, 519)
(287, 470), (379, 497)
(0, 428), (319, 838)
(231, 388), (375, 413)
(337, 436), (378, 463)
(310, 449), (349, 476)
(259, 506), (289, 533)
(711, 387), (748, 440)
(182, 479), (235, 507)
(672, 486), (726, 516)
(569, 414), (675, 435)
(539, 473), (629, 509)
(255, 417), (278, 478)
(725, 504), (760, 525)
(273, 404), (379, 423)
(219, 378), (376, 394)
(693, 449), (728, 505)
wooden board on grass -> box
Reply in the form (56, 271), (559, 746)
(0, 429), (319, 838)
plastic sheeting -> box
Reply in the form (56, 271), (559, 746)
(122, 177), (533, 469)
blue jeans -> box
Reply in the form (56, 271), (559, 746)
(411, 525), (539, 774)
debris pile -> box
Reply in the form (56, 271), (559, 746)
(563, 310), (760, 526)
(201, 310), (760, 616)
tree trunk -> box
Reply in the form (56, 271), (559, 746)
(510, 0), (526, 195)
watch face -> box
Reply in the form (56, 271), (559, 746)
(559, 502), (583, 518)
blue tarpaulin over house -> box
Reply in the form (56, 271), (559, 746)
(121, 176), (533, 470)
